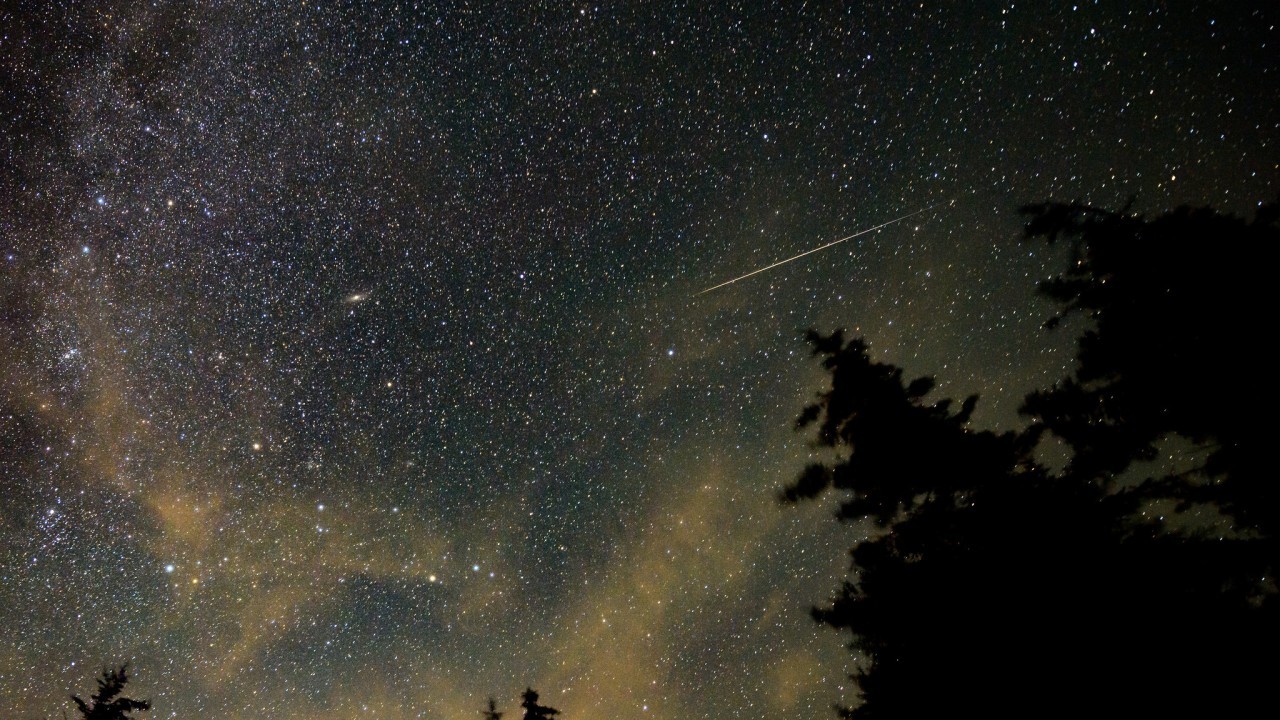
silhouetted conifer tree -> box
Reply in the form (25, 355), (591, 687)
(520, 688), (559, 720)
(70, 665), (150, 720)
(481, 696), (504, 720)
(1019, 200), (1278, 545)
(786, 201), (1277, 720)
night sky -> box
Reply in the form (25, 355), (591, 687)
(1, 2), (1276, 718)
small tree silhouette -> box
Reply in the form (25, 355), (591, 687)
(481, 696), (504, 720)
(520, 688), (559, 720)
(71, 665), (150, 720)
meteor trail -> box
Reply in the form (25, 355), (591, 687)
(695, 201), (950, 297)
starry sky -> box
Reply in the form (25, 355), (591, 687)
(1, 2), (1276, 718)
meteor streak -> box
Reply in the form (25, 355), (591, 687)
(695, 201), (949, 297)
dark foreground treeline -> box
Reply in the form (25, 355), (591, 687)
(785, 201), (1278, 719)
(62, 665), (561, 720)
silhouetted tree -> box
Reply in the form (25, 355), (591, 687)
(520, 688), (559, 720)
(1019, 200), (1278, 547)
(70, 665), (150, 720)
(786, 202), (1277, 719)
(481, 696), (504, 720)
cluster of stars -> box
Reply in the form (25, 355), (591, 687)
(1, 2), (1275, 719)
